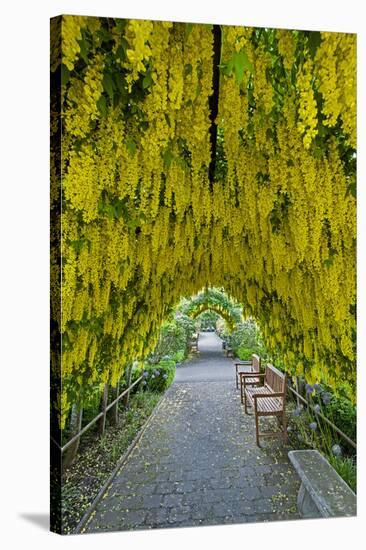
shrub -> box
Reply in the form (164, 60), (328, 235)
(148, 315), (194, 364)
(172, 350), (185, 363)
(237, 346), (255, 360)
(326, 395), (356, 444)
(141, 359), (176, 392)
(299, 383), (357, 454)
(196, 310), (219, 330)
(228, 319), (267, 360)
(328, 455), (357, 493)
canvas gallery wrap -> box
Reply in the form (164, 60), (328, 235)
(50, 15), (357, 535)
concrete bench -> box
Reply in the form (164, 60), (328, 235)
(288, 450), (356, 518)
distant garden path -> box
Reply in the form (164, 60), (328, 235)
(82, 333), (300, 533)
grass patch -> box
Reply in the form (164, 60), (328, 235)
(328, 455), (357, 493)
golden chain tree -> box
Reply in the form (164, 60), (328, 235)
(51, 17), (356, 427)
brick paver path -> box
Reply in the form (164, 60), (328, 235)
(83, 332), (300, 533)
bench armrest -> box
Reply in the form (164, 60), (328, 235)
(235, 361), (252, 366)
(240, 372), (265, 378)
(253, 392), (284, 399)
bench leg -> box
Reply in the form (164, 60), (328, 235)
(282, 412), (287, 443)
(244, 391), (249, 414)
(297, 483), (321, 518)
(236, 367), (239, 389)
(255, 413), (260, 446)
(242, 383), (248, 413)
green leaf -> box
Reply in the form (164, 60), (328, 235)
(308, 31), (322, 59)
(61, 63), (70, 86)
(116, 45), (127, 62)
(97, 95), (107, 118)
(78, 37), (89, 64)
(185, 23), (194, 38)
(69, 238), (88, 254)
(113, 93), (120, 108)
(74, 139), (84, 153)
(142, 72), (153, 89)
(106, 205), (115, 220)
(115, 19), (127, 34)
(266, 128), (274, 140)
(184, 64), (192, 76)
(103, 73), (114, 100)
(126, 217), (139, 230)
(97, 27), (111, 43)
(164, 113), (171, 127)
(113, 199), (126, 219)
(120, 37), (130, 51)
(126, 136), (137, 156)
(196, 81), (202, 98)
(346, 177), (356, 198)
(219, 59), (234, 76)
(323, 249), (338, 269)
(232, 51), (253, 85)
(140, 120), (149, 131)
(114, 74), (126, 94)
(163, 148), (174, 168)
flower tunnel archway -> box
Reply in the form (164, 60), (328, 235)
(181, 288), (243, 331)
(190, 305), (236, 332)
(51, 17), (356, 428)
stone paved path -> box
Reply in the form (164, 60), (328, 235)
(83, 332), (300, 533)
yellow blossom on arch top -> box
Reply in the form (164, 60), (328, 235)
(51, 17), (356, 427)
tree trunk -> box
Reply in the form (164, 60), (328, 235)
(98, 383), (109, 435)
(63, 402), (83, 470)
(109, 381), (120, 427)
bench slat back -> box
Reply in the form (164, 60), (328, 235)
(252, 354), (260, 373)
(265, 364), (287, 394)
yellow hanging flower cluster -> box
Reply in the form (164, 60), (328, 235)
(277, 29), (296, 71)
(50, 18), (357, 427)
(297, 58), (318, 149)
(315, 32), (356, 148)
(253, 45), (273, 115)
(61, 15), (86, 71)
(124, 19), (154, 89)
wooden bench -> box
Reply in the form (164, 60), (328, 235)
(189, 340), (198, 353)
(225, 347), (234, 358)
(236, 353), (261, 390)
(288, 450), (356, 518)
(242, 363), (287, 446)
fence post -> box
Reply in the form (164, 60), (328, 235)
(98, 383), (109, 435)
(109, 381), (119, 426)
(295, 376), (304, 408)
(123, 365), (133, 409)
(63, 402), (83, 470)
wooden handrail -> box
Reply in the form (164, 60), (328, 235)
(60, 375), (143, 453)
(287, 385), (356, 450)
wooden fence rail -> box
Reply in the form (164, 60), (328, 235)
(60, 375), (143, 454)
(287, 385), (356, 450)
